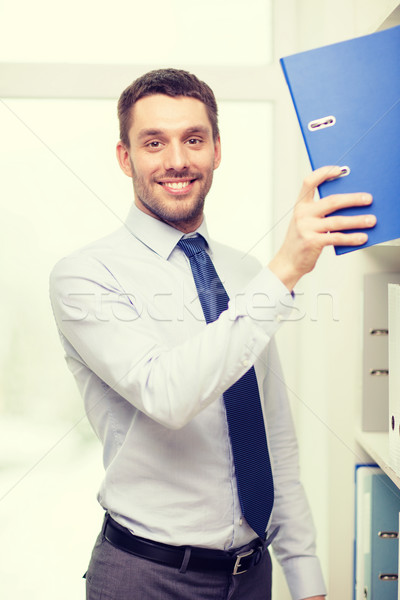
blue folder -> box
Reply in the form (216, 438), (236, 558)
(354, 464), (380, 600)
(280, 25), (400, 255)
(363, 471), (400, 599)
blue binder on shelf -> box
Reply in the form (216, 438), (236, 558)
(355, 465), (400, 600)
(280, 25), (400, 255)
(354, 465), (380, 600)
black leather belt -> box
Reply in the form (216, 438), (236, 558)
(103, 514), (265, 575)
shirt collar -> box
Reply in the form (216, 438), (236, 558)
(124, 203), (212, 260)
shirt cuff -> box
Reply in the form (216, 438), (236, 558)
(228, 267), (294, 333)
(282, 555), (327, 600)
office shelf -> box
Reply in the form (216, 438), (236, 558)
(356, 430), (400, 489)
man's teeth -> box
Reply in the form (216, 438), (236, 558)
(163, 181), (191, 189)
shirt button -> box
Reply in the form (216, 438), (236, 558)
(276, 314), (283, 322)
(239, 518), (243, 526)
(242, 359), (250, 368)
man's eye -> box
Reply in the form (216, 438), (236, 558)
(187, 138), (202, 145)
(147, 141), (162, 149)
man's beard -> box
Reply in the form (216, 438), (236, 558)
(130, 161), (214, 228)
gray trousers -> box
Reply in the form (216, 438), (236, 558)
(85, 528), (272, 600)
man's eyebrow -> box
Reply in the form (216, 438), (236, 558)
(184, 126), (211, 136)
(137, 126), (212, 140)
(137, 129), (164, 140)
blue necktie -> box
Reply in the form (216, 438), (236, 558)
(178, 235), (274, 540)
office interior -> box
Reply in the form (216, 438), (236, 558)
(1, 0), (399, 598)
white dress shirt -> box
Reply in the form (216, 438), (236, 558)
(50, 203), (326, 599)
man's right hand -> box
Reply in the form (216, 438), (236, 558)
(268, 166), (376, 292)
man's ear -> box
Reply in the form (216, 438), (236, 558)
(116, 141), (133, 177)
(213, 136), (222, 170)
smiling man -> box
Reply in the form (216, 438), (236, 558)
(116, 93), (221, 233)
(50, 69), (375, 600)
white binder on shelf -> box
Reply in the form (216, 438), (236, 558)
(363, 274), (400, 432)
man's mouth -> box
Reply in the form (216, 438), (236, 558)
(161, 180), (192, 190)
(157, 178), (197, 194)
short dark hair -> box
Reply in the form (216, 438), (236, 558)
(117, 68), (219, 148)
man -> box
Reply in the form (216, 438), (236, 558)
(50, 69), (375, 599)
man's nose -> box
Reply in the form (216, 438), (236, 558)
(163, 141), (189, 172)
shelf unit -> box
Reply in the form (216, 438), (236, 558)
(356, 430), (400, 489)
(354, 7), (400, 529)
(357, 253), (400, 490)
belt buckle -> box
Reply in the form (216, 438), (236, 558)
(233, 549), (254, 575)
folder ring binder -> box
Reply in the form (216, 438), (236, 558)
(338, 166), (350, 177)
(326, 166), (351, 181)
(307, 115), (336, 131)
(369, 329), (388, 336)
(378, 531), (398, 539)
(369, 369), (389, 376)
(378, 574), (398, 581)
